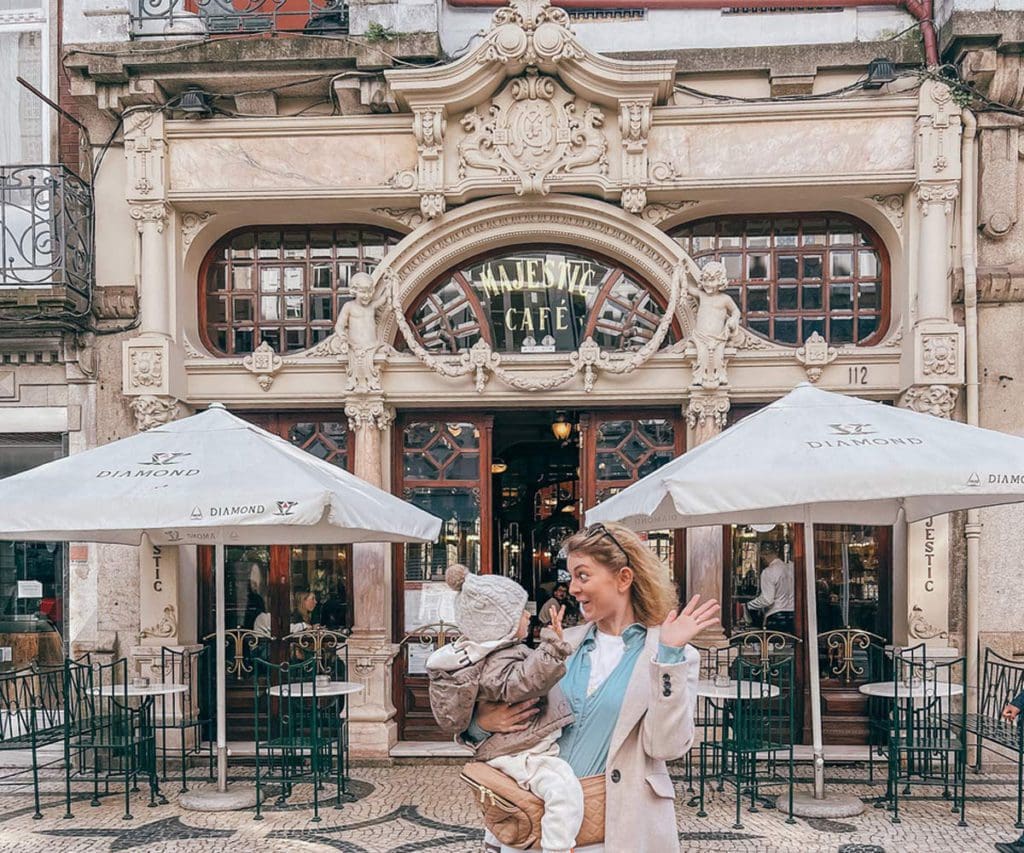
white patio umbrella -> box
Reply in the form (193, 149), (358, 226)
(586, 382), (1024, 809)
(0, 403), (441, 808)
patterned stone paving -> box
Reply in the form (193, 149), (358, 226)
(0, 764), (1019, 852)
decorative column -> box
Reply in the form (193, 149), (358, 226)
(344, 396), (400, 758)
(897, 385), (959, 651)
(684, 390), (730, 644)
(122, 110), (181, 433)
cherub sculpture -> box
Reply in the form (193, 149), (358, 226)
(335, 271), (389, 393)
(680, 255), (741, 389)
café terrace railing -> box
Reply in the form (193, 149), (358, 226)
(0, 164), (93, 323)
(131, 0), (349, 37)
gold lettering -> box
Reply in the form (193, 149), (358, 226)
(504, 307), (516, 329)
(537, 306), (551, 330)
(555, 305), (569, 330)
(521, 307), (534, 331)
(479, 266), (500, 298)
(498, 263), (514, 292)
(525, 259), (539, 289)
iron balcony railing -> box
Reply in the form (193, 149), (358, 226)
(0, 164), (93, 321)
(131, 0), (349, 37)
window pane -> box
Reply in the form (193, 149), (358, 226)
(230, 232), (255, 259)
(745, 219), (771, 248)
(234, 328), (253, 353)
(208, 266), (227, 291)
(283, 231), (306, 259)
(778, 256), (798, 280)
(747, 287), (769, 312)
(858, 315), (879, 342)
(312, 264), (332, 289)
(749, 317), (770, 337)
(802, 284), (822, 310)
(722, 254), (742, 280)
(285, 295), (304, 319)
(803, 316), (825, 340)
(719, 220), (744, 248)
(258, 231), (280, 258)
(206, 295), (227, 324)
(859, 250), (878, 278)
(775, 317), (798, 344)
(830, 316), (854, 344)
(802, 256), (823, 279)
(232, 266), (253, 290)
(777, 285), (798, 311)
(311, 295), (333, 321)
(283, 267), (304, 291)
(831, 252), (854, 278)
(830, 283), (854, 311)
(858, 282), (879, 310)
(261, 296), (280, 320)
(260, 327), (281, 351)
(260, 268), (280, 293)
(232, 296), (253, 322)
(285, 327), (306, 350)
(748, 254), (769, 279)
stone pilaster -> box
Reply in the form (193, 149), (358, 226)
(684, 390), (730, 644)
(344, 396), (401, 758)
(897, 385), (959, 649)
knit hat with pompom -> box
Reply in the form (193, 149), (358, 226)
(445, 564), (528, 643)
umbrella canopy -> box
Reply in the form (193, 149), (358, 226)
(587, 382), (1024, 530)
(0, 404), (441, 545)
(585, 382), (1024, 806)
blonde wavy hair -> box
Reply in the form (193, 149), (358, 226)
(562, 521), (678, 627)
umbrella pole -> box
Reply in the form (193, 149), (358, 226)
(215, 542), (228, 792)
(803, 514), (825, 799)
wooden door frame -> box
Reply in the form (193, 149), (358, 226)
(579, 409), (687, 591)
(391, 412), (494, 741)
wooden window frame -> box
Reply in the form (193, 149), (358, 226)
(198, 224), (400, 357)
(669, 213), (891, 347)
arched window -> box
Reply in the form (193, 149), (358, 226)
(669, 215), (888, 346)
(404, 246), (680, 355)
(200, 226), (401, 356)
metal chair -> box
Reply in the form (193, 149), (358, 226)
(64, 657), (154, 820)
(886, 650), (968, 826)
(152, 645), (214, 792)
(253, 654), (346, 822)
(698, 654), (797, 829)
(0, 663), (67, 819)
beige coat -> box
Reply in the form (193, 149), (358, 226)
(471, 624), (699, 853)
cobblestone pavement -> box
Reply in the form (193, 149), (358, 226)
(0, 763), (1018, 853)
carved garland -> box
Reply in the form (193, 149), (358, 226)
(386, 266), (679, 393)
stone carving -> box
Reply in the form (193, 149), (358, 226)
(124, 111), (166, 203)
(182, 332), (209, 360)
(129, 395), (179, 432)
(93, 286), (138, 321)
(681, 256), (741, 389)
(387, 169), (417, 190)
(304, 334), (344, 358)
(180, 211), (215, 247)
(139, 605), (177, 641)
(480, 0), (585, 66)
(639, 200), (698, 226)
(879, 318), (904, 348)
(344, 398), (395, 431)
(413, 106), (447, 219)
(898, 384), (958, 418)
(129, 348), (163, 389)
(869, 194), (905, 232)
(908, 604), (948, 640)
(387, 261), (679, 393)
(795, 332), (838, 383)
(458, 70), (608, 196)
(242, 340), (283, 392)
(921, 333), (959, 377)
(129, 203), (169, 234)
(686, 392), (731, 430)
(619, 99), (652, 213)
(915, 183), (959, 217)
(336, 272), (389, 393)
(371, 207), (426, 230)
(649, 160), (683, 182)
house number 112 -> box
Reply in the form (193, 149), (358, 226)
(847, 366), (868, 385)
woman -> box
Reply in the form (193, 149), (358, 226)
(460, 521), (720, 853)
(289, 589), (317, 634)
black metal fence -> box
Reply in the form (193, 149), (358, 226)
(131, 0), (349, 37)
(0, 164), (93, 320)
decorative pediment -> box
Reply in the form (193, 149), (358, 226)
(384, 0), (676, 219)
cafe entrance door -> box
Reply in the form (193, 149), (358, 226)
(392, 408), (685, 741)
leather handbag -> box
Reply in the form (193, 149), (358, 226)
(460, 761), (605, 850)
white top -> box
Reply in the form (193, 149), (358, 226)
(747, 559), (795, 618)
(695, 679), (781, 700)
(267, 680), (364, 699)
(587, 630), (626, 696)
(90, 683), (189, 697)
(859, 681), (965, 699)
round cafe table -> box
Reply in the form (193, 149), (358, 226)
(696, 679), (781, 700)
(858, 680), (964, 700)
(267, 681), (364, 698)
(90, 683), (189, 806)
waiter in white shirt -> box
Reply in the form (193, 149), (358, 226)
(746, 542), (795, 633)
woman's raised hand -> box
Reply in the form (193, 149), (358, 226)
(476, 699), (540, 734)
(550, 604), (565, 641)
(660, 594), (721, 648)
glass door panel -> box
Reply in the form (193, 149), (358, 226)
(288, 544), (350, 632)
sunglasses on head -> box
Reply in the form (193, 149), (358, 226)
(585, 522), (630, 564)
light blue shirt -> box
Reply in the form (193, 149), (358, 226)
(467, 624), (686, 778)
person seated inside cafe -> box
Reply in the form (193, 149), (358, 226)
(746, 542), (795, 634)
